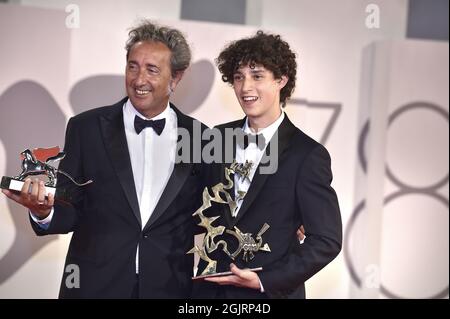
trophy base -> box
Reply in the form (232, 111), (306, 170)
(192, 267), (263, 280)
(1, 176), (71, 204)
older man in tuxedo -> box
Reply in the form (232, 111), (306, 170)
(2, 20), (206, 298)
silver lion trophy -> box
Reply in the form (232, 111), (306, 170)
(187, 160), (271, 279)
(1, 146), (93, 204)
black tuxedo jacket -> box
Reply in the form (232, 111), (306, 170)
(31, 97), (205, 298)
(192, 115), (342, 299)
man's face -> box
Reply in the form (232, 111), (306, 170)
(126, 41), (179, 118)
(232, 64), (287, 126)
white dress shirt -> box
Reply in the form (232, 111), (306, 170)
(124, 99), (177, 273)
(233, 111), (285, 218)
(123, 99), (177, 227)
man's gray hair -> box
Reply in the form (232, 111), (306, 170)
(126, 20), (191, 76)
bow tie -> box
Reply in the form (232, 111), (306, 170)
(237, 133), (266, 150)
(134, 116), (166, 135)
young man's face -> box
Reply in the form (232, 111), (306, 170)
(125, 41), (181, 118)
(232, 63), (287, 127)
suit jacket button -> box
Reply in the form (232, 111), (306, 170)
(143, 233), (148, 239)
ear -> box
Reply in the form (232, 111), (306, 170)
(170, 71), (185, 92)
(277, 75), (288, 89)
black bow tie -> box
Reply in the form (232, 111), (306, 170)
(237, 133), (266, 150)
(134, 116), (166, 135)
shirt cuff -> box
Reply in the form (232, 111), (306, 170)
(259, 277), (265, 293)
(299, 235), (306, 244)
(29, 208), (54, 230)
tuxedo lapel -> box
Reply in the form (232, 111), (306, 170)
(143, 104), (196, 231)
(100, 98), (141, 226)
(222, 120), (244, 165)
(218, 119), (244, 227)
(144, 162), (192, 231)
(231, 115), (297, 226)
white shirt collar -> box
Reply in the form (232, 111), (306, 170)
(242, 109), (285, 143)
(123, 99), (171, 133)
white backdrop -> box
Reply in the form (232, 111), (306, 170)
(0, 1), (448, 298)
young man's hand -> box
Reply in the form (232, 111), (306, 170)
(204, 263), (261, 290)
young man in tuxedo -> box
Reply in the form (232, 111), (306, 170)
(192, 31), (342, 298)
(2, 21), (206, 298)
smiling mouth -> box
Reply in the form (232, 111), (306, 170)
(135, 88), (151, 96)
(242, 96), (258, 103)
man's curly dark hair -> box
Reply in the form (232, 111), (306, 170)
(216, 31), (297, 107)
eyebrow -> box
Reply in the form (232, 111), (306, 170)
(127, 60), (160, 69)
(235, 67), (266, 73)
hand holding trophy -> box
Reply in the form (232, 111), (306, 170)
(187, 160), (271, 286)
(1, 147), (93, 218)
